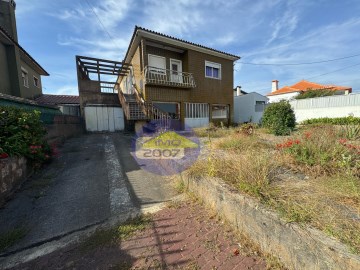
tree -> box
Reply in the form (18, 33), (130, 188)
(262, 101), (296, 135)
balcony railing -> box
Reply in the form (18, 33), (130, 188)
(100, 81), (118, 93)
(144, 66), (196, 88)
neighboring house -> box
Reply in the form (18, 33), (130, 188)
(0, 0), (48, 100)
(233, 86), (248, 96)
(35, 94), (80, 116)
(267, 80), (352, 103)
(234, 92), (268, 124)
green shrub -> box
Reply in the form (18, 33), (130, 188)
(295, 89), (335, 99)
(0, 106), (51, 167)
(302, 116), (360, 125)
(262, 101), (296, 135)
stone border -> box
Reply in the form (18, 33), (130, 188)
(181, 175), (360, 270)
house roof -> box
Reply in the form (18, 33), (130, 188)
(0, 25), (49, 76)
(35, 94), (80, 105)
(123, 26), (240, 63)
(267, 80), (352, 96)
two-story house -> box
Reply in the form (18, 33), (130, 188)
(118, 26), (240, 129)
(0, 0), (48, 100)
(77, 26), (239, 131)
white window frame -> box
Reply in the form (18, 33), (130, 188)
(205, 61), (221, 80)
(148, 54), (166, 74)
(21, 67), (29, 88)
(212, 104), (228, 119)
(185, 103), (209, 118)
(33, 76), (40, 88)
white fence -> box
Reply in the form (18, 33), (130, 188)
(289, 93), (360, 123)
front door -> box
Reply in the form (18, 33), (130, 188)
(170, 59), (182, 83)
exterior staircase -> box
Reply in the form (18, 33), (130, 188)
(118, 87), (172, 131)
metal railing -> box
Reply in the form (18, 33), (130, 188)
(144, 66), (196, 88)
(100, 81), (118, 93)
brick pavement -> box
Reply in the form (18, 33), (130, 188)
(9, 200), (267, 270)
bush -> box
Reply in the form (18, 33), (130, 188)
(302, 116), (360, 125)
(262, 101), (296, 135)
(0, 106), (51, 167)
(295, 89), (335, 99)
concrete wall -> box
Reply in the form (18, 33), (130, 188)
(0, 42), (11, 95)
(268, 92), (299, 103)
(0, 157), (31, 207)
(290, 93), (360, 123)
(182, 176), (360, 270)
(234, 92), (268, 124)
(45, 115), (84, 145)
(78, 78), (120, 117)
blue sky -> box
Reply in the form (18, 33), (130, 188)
(15, 0), (360, 95)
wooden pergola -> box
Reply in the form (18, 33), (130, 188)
(76, 55), (131, 81)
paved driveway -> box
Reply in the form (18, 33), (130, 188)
(0, 133), (176, 255)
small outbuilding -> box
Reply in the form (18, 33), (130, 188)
(234, 92), (268, 124)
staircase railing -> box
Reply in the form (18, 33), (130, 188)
(118, 90), (131, 119)
(133, 85), (172, 130)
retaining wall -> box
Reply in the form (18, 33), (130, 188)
(0, 157), (31, 207)
(182, 176), (360, 269)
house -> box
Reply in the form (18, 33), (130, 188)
(0, 0), (48, 100)
(234, 92), (268, 124)
(77, 26), (240, 132)
(35, 94), (80, 116)
(267, 80), (352, 103)
(233, 86), (248, 96)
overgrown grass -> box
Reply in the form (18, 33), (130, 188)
(0, 227), (28, 253)
(187, 126), (360, 253)
(81, 215), (151, 251)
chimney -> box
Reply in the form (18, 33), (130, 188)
(236, 86), (242, 96)
(0, 0), (18, 42)
(272, 80), (279, 92)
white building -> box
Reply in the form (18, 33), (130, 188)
(234, 92), (268, 124)
(267, 80), (352, 103)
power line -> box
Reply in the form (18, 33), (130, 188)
(306, 62), (360, 80)
(237, 53), (360, 66)
(83, 0), (121, 51)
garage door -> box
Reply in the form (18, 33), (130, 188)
(84, 106), (124, 132)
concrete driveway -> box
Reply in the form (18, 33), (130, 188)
(0, 133), (176, 256)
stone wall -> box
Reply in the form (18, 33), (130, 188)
(0, 157), (31, 207)
(182, 176), (360, 270)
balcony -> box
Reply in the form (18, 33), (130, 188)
(144, 66), (196, 88)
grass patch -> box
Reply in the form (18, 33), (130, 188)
(81, 215), (151, 251)
(0, 227), (28, 253)
(187, 125), (360, 253)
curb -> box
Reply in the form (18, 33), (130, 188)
(181, 175), (360, 270)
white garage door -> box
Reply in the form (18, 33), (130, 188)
(84, 106), (124, 132)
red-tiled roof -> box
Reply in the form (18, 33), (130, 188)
(35, 94), (80, 105)
(267, 80), (352, 96)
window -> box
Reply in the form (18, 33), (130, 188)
(21, 67), (28, 87)
(185, 103), (209, 118)
(255, 101), (266, 105)
(205, 61), (221, 79)
(33, 76), (39, 88)
(212, 104), (228, 119)
(148, 54), (166, 73)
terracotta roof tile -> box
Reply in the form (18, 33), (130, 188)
(35, 94), (80, 105)
(267, 80), (352, 96)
